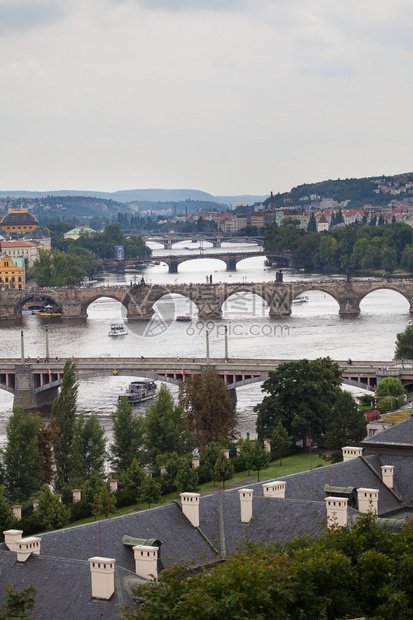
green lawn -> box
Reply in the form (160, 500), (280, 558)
(67, 450), (325, 527)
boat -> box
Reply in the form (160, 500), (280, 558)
(108, 322), (128, 336)
(119, 380), (157, 404)
(292, 296), (309, 304)
(176, 315), (191, 322)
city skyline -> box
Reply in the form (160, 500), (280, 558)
(0, 0), (412, 195)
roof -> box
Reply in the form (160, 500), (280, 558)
(0, 256), (25, 268)
(1, 240), (37, 248)
(363, 414), (413, 447)
(64, 227), (96, 236)
(0, 208), (38, 226)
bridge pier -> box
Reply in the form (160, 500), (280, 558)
(13, 365), (37, 410)
(338, 298), (361, 317)
(168, 262), (178, 274)
(227, 258), (237, 271)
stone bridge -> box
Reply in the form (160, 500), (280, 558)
(0, 356), (411, 410)
(159, 250), (267, 273)
(1, 278), (413, 320)
(144, 234), (265, 249)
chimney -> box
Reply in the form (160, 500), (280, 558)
(12, 505), (22, 520)
(262, 481), (286, 498)
(381, 465), (394, 489)
(88, 557), (116, 599)
(133, 545), (159, 581)
(342, 446), (363, 462)
(239, 488), (253, 523)
(58, 494), (62, 503)
(263, 439), (271, 453)
(223, 449), (230, 459)
(192, 456), (200, 469)
(180, 492), (200, 527)
(16, 537), (41, 562)
(357, 488), (379, 514)
(32, 500), (39, 512)
(109, 479), (118, 493)
(3, 529), (23, 551)
(72, 489), (81, 502)
(325, 497), (348, 528)
(160, 465), (166, 475)
(236, 445), (241, 455)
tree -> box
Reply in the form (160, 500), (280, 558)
(250, 441), (270, 481)
(140, 476), (162, 509)
(376, 376), (405, 399)
(0, 485), (14, 535)
(37, 419), (59, 486)
(255, 358), (342, 445)
(0, 583), (36, 620)
(144, 384), (193, 466)
(2, 409), (42, 503)
(72, 414), (107, 481)
(179, 370), (237, 449)
(271, 421), (293, 465)
(395, 324), (413, 359)
(307, 212), (317, 232)
(174, 458), (199, 494)
(212, 452), (234, 489)
(110, 397), (145, 474)
(37, 485), (71, 530)
(91, 486), (117, 519)
(120, 459), (145, 508)
(32, 249), (86, 286)
(51, 359), (79, 491)
(323, 391), (367, 453)
(238, 438), (255, 475)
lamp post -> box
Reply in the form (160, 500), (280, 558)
(45, 326), (49, 361)
(206, 330), (210, 365)
(20, 330), (25, 363)
(224, 325), (228, 361)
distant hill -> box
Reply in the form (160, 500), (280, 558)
(0, 188), (268, 205)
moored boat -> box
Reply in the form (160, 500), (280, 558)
(292, 295), (309, 304)
(108, 322), (128, 336)
(119, 380), (157, 405)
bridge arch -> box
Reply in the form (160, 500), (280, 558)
(358, 287), (411, 312)
(152, 292), (200, 320)
(173, 256), (228, 273)
(16, 294), (62, 316)
(221, 290), (270, 318)
(291, 289), (340, 314)
(80, 293), (129, 317)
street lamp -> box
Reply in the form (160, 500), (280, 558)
(20, 330), (25, 363)
(206, 330), (210, 365)
(224, 325), (228, 361)
(45, 326), (50, 361)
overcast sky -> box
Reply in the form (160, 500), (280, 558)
(0, 0), (412, 196)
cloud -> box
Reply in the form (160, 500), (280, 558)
(0, 0), (65, 35)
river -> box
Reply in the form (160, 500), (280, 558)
(0, 240), (410, 444)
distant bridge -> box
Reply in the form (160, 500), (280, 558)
(2, 278), (413, 320)
(144, 234), (265, 249)
(0, 356), (409, 410)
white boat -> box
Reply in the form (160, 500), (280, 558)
(292, 295), (309, 304)
(119, 380), (157, 405)
(108, 322), (128, 336)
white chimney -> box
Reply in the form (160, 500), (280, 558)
(58, 494), (62, 503)
(239, 488), (253, 523)
(236, 445), (241, 455)
(3, 529), (23, 551)
(325, 497), (348, 528)
(12, 505), (22, 521)
(32, 500), (39, 512)
(381, 465), (394, 489)
(263, 439), (271, 453)
(16, 537), (41, 562)
(72, 489), (81, 502)
(180, 492), (200, 527)
(342, 447), (363, 462)
(160, 465), (166, 475)
(357, 488), (379, 514)
(133, 545), (158, 581)
(109, 479), (118, 493)
(223, 449), (230, 459)
(262, 481), (286, 498)
(192, 456), (200, 468)
(88, 557), (116, 599)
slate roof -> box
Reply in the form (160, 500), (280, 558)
(363, 414), (413, 446)
(0, 209), (38, 226)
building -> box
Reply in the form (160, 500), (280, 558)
(0, 256), (25, 289)
(317, 213), (329, 232)
(1, 240), (39, 268)
(63, 226), (96, 240)
(0, 207), (38, 235)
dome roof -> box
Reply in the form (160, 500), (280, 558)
(1, 208), (38, 226)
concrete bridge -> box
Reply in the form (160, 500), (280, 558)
(2, 278), (413, 320)
(158, 250), (266, 273)
(0, 356), (410, 410)
(144, 234), (265, 249)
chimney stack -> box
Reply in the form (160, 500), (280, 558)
(16, 537), (41, 562)
(239, 488), (253, 523)
(357, 488), (379, 514)
(325, 497), (348, 528)
(109, 479), (118, 493)
(342, 446), (363, 462)
(381, 465), (394, 489)
(263, 439), (271, 453)
(133, 545), (159, 581)
(192, 456), (200, 468)
(3, 529), (23, 551)
(262, 481), (286, 498)
(180, 492), (200, 527)
(88, 557), (116, 599)
(223, 449), (230, 459)
(32, 499), (39, 512)
(12, 505), (22, 520)
(72, 489), (81, 503)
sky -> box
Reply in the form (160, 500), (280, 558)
(0, 0), (412, 196)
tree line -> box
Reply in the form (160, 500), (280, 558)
(265, 220), (413, 273)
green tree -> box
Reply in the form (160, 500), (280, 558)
(179, 370), (237, 449)
(110, 397), (145, 474)
(37, 419), (59, 486)
(37, 485), (71, 530)
(238, 438), (255, 475)
(140, 476), (162, 509)
(376, 376), (405, 399)
(120, 459), (146, 508)
(32, 249), (86, 286)
(51, 359), (78, 491)
(91, 486), (117, 519)
(2, 409), (42, 503)
(212, 452), (234, 489)
(323, 391), (367, 453)
(255, 358), (342, 445)
(250, 441), (270, 481)
(271, 421), (293, 465)
(0, 485), (14, 535)
(174, 459), (199, 494)
(72, 414), (107, 481)
(0, 583), (36, 620)
(395, 324), (413, 359)
(144, 384), (193, 466)
(307, 212), (317, 232)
